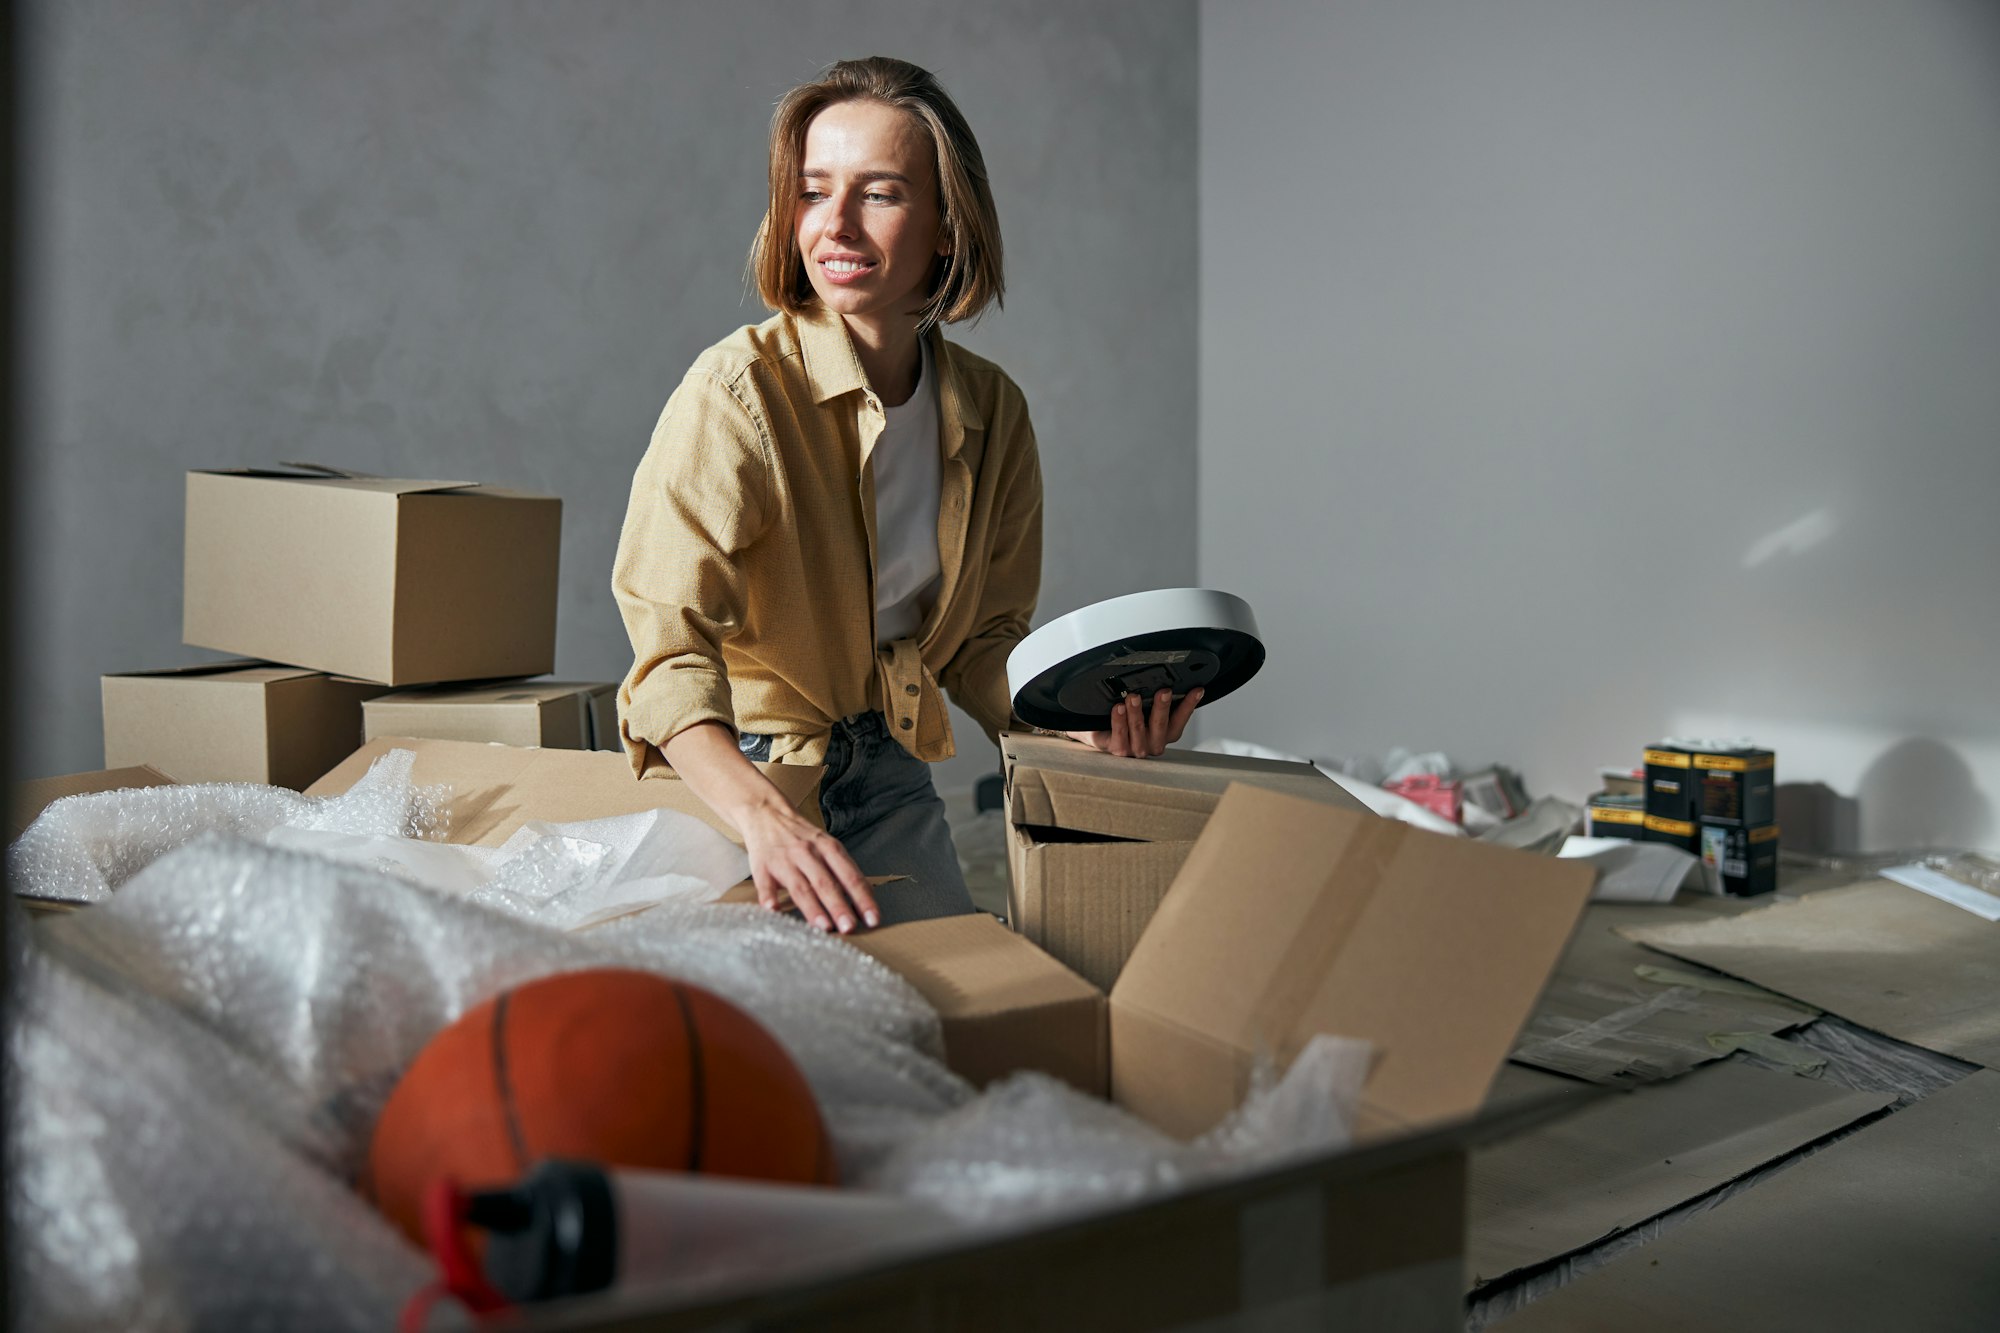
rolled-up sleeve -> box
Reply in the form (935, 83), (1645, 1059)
(614, 369), (772, 775)
(940, 405), (1043, 745)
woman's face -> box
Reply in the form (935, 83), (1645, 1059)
(795, 100), (948, 335)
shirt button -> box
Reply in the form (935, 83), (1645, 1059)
(900, 717), (913, 730)
(904, 683), (919, 696)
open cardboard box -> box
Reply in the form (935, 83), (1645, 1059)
(183, 467), (562, 685)
(308, 737), (1599, 1330)
(102, 659), (388, 788)
(1001, 731), (1366, 990)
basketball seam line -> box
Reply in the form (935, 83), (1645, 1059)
(670, 985), (706, 1172)
(492, 991), (532, 1173)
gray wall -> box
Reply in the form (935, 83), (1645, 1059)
(1199, 0), (2000, 851)
(18, 0), (1197, 792)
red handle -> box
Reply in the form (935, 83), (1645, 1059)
(398, 1179), (515, 1332)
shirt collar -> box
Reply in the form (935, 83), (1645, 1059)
(795, 304), (870, 405)
(792, 303), (987, 443)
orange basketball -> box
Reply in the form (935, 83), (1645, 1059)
(366, 968), (835, 1242)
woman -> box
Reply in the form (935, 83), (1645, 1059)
(614, 57), (1198, 935)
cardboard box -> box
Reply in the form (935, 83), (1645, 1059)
(621, 791), (1596, 1330)
(1693, 746), (1777, 827)
(1000, 733), (1365, 990)
(307, 737), (820, 847)
(363, 680), (618, 751)
(9, 764), (177, 843)
(304, 737), (1599, 1332)
(1699, 821), (1780, 897)
(10, 765), (181, 915)
(1642, 744), (1698, 822)
(102, 661), (388, 788)
(183, 467), (561, 685)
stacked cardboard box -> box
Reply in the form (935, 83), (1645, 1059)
(100, 466), (579, 787)
(362, 680), (619, 752)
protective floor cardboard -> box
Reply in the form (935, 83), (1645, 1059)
(8, 765), (176, 843)
(102, 661), (387, 788)
(1109, 785), (1600, 1142)
(363, 680), (619, 751)
(1492, 1069), (2000, 1332)
(183, 468), (561, 685)
(308, 737), (820, 847)
(1470, 1062), (1895, 1287)
(1621, 880), (2000, 1070)
(1000, 733), (1365, 990)
(1511, 901), (1815, 1084)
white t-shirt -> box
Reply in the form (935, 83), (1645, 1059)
(871, 338), (944, 645)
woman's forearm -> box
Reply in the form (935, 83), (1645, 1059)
(659, 721), (798, 834)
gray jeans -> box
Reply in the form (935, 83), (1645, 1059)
(738, 712), (977, 926)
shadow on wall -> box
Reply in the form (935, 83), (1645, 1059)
(1856, 738), (1994, 853)
(1774, 782), (1861, 855)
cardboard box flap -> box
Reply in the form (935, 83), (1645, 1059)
(194, 467), (478, 496)
(368, 680), (608, 707)
(1001, 731), (1359, 843)
(852, 913), (1102, 1018)
(1111, 783), (1598, 1137)
(106, 660), (321, 685)
(10, 766), (178, 842)
(307, 737), (820, 847)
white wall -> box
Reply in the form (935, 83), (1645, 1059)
(1198, 0), (2000, 852)
(16, 1), (1197, 793)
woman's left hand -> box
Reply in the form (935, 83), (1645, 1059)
(1068, 687), (1202, 758)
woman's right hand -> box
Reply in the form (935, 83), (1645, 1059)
(740, 805), (880, 934)
(660, 720), (880, 934)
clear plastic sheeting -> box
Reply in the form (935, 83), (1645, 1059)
(7, 748), (449, 903)
(11, 776), (1368, 1329)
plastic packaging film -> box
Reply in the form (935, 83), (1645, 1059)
(7, 754), (1367, 1327)
(8, 748), (450, 903)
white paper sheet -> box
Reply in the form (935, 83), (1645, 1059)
(1880, 863), (2000, 922)
(1559, 836), (1701, 903)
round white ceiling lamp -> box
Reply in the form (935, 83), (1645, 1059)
(1007, 588), (1266, 732)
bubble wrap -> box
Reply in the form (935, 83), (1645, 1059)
(7, 749), (449, 903)
(859, 1036), (1370, 1226)
(12, 915), (435, 1332)
(12, 787), (1368, 1326)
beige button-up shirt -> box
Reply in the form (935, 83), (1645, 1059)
(614, 305), (1043, 773)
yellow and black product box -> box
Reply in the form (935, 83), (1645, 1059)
(1701, 821), (1779, 897)
(1585, 793), (1646, 840)
(1693, 747), (1776, 827)
(1643, 745), (1699, 822)
(1642, 812), (1700, 855)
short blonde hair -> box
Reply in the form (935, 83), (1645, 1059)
(749, 57), (1004, 328)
